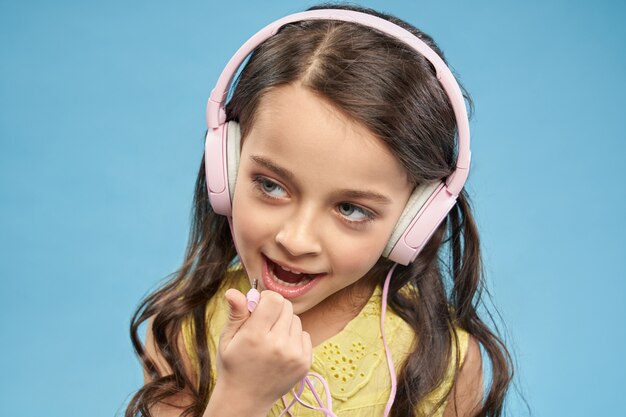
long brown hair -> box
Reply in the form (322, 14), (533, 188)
(125, 3), (513, 416)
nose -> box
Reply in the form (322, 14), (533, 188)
(275, 208), (322, 257)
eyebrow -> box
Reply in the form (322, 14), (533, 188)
(336, 189), (392, 205)
(249, 154), (392, 205)
(250, 155), (295, 182)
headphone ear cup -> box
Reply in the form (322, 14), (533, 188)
(384, 181), (456, 265)
(204, 121), (242, 216)
(226, 121), (242, 202)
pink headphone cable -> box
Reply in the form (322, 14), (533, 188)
(380, 263), (399, 416)
(246, 263), (399, 417)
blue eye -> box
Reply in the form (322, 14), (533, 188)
(338, 203), (372, 222)
(253, 176), (288, 198)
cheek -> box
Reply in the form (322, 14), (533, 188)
(329, 235), (389, 276)
(231, 187), (280, 252)
(232, 189), (257, 246)
(232, 213), (256, 246)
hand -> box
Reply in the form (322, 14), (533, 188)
(215, 288), (313, 408)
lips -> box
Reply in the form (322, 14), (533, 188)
(261, 255), (325, 299)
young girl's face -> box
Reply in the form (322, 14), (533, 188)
(232, 82), (413, 316)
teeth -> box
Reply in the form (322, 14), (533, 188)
(275, 276), (312, 287)
(271, 263), (313, 287)
(280, 265), (300, 274)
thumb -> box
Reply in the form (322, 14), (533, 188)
(220, 288), (250, 343)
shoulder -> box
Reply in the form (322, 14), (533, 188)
(441, 331), (484, 417)
(143, 315), (197, 384)
(142, 314), (197, 410)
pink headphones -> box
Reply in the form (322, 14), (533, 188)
(204, 9), (471, 266)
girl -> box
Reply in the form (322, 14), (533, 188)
(125, 3), (513, 417)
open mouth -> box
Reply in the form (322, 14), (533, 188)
(262, 255), (325, 298)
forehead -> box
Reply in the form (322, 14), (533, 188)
(242, 83), (411, 194)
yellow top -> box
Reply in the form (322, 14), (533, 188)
(182, 265), (469, 417)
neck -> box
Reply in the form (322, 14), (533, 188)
(298, 278), (378, 347)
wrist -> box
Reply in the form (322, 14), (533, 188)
(204, 380), (274, 417)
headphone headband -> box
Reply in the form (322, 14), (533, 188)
(204, 9), (472, 265)
(206, 9), (470, 194)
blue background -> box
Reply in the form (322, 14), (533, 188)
(1, 0), (624, 416)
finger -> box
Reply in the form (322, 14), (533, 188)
(288, 313), (302, 338)
(245, 290), (284, 332)
(220, 288), (251, 345)
(301, 330), (313, 363)
(270, 297), (293, 337)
